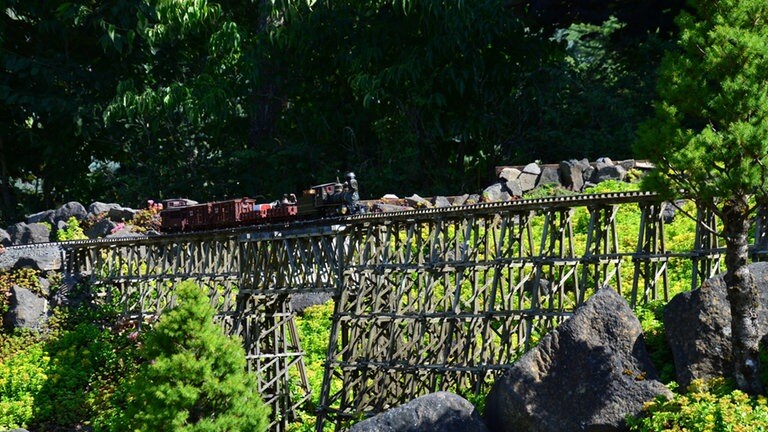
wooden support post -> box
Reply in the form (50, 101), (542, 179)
(691, 205), (721, 290)
(580, 205), (621, 296)
(631, 201), (668, 308)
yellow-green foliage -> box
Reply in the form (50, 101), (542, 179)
(56, 216), (87, 241)
(290, 302), (335, 432)
(628, 379), (768, 432)
(0, 341), (49, 429)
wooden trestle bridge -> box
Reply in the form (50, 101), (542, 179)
(41, 191), (767, 430)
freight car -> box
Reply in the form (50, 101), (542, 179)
(159, 173), (362, 232)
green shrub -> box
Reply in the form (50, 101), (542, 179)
(0, 341), (49, 429)
(56, 216), (87, 241)
(628, 379), (768, 432)
(113, 281), (269, 432)
(31, 323), (140, 429)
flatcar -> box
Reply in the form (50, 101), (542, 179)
(159, 173), (362, 232)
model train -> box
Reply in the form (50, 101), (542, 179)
(159, 173), (362, 232)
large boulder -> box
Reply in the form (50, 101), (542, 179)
(485, 287), (671, 432)
(664, 262), (768, 390)
(85, 218), (118, 239)
(505, 179), (523, 197)
(405, 194), (433, 209)
(88, 201), (123, 218)
(108, 206), (138, 222)
(8, 222), (50, 245)
(26, 209), (54, 225)
(3, 285), (48, 331)
(0, 244), (64, 272)
(592, 164), (627, 184)
(499, 167), (522, 183)
(558, 159), (590, 192)
(518, 163), (542, 192)
(538, 166), (561, 187)
(482, 183), (512, 203)
(53, 201), (87, 224)
(433, 196), (452, 208)
(350, 392), (488, 432)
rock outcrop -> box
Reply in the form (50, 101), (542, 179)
(350, 392), (488, 432)
(664, 261), (768, 390)
(485, 287), (671, 432)
(8, 222), (51, 245)
(3, 285), (48, 331)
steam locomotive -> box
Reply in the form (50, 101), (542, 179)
(159, 173), (362, 232)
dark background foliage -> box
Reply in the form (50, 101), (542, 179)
(0, 0), (684, 224)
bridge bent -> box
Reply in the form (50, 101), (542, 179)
(54, 192), (751, 431)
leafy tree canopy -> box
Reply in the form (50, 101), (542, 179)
(636, 0), (768, 206)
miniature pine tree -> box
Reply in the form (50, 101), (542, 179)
(118, 281), (269, 431)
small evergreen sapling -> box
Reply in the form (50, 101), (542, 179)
(117, 281), (269, 431)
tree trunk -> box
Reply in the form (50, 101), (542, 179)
(722, 195), (763, 394)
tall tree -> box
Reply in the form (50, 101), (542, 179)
(0, 1), (145, 220)
(635, 0), (768, 394)
(269, 0), (560, 195)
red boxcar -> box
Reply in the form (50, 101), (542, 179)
(211, 198), (257, 228)
(186, 203), (212, 231)
(160, 207), (187, 232)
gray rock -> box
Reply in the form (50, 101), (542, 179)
(88, 201), (123, 217)
(405, 194), (433, 209)
(665, 262), (768, 390)
(85, 218), (118, 239)
(54, 201), (87, 224)
(374, 203), (415, 213)
(505, 179), (523, 197)
(291, 293), (333, 314)
(482, 183), (512, 202)
(433, 196), (452, 208)
(499, 167), (522, 182)
(3, 285), (48, 331)
(108, 207), (138, 222)
(452, 194), (470, 206)
(485, 287), (671, 432)
(662, 200), (688, 224)
(55, 220), (68, 232)
(26, 209), (54, 225)
(38, 277), (51, 297)
(618, 159), (636, 171)
(351, 392), (488, 432)
(0, 244), (64, 272)
(518, 163), (542, 192)
(106, 227), (143, 238)
(0, 228), (10, 246)
(592, 164), (627, 184)
(595, 157), (614, 166)
(538, 167), (561, 186)
(8, 222), (51, 245)
(558, 159), (589, 192)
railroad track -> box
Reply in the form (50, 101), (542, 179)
(3, 191), (661, 251)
